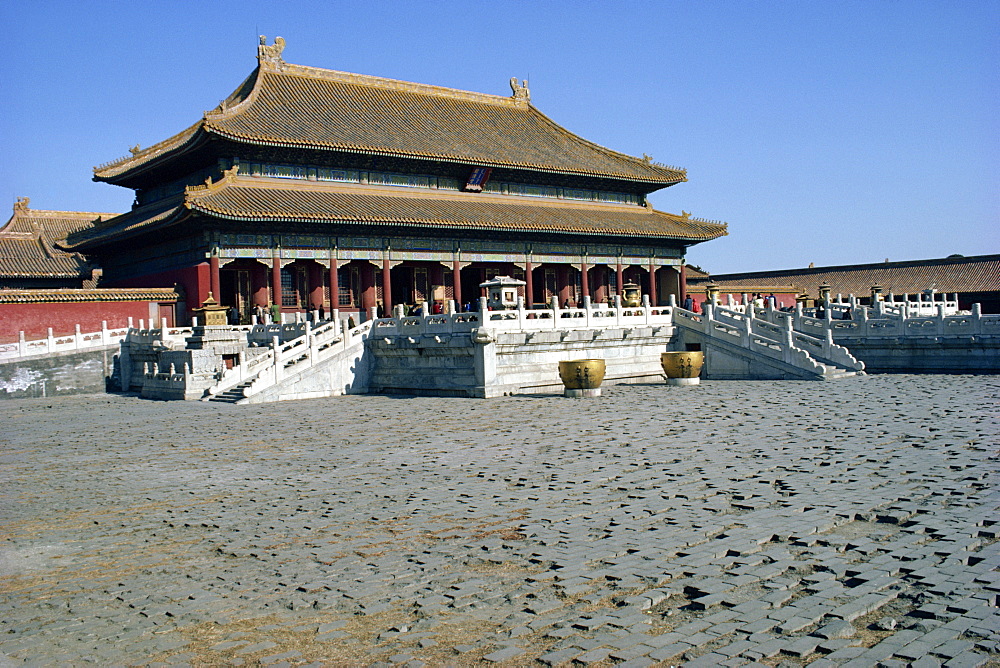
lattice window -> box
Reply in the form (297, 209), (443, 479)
(338, 266), (360, 307)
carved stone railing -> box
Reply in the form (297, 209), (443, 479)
(673, 302), (863, 375)
(755, 301), (997, 341)
(239, 318), (374, 401)
(1, 321), (132, 362)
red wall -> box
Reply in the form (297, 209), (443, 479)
(0, 301), (172, 343)
(107, 263), (208, 321)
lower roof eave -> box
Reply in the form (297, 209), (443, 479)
(194, 208), (723, 244)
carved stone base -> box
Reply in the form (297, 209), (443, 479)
(564, 388), (602, 398)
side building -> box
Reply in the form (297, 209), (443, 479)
(64, 38), (726, 324)
(0, 197), (180, 342)
(689, 255), (1000, 313)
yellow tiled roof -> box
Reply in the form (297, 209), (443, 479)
(95, 60), (687, 186)
(690, 256), (1000, 297)
(67, 176), (726, 250)
(0, 200), (113, 279)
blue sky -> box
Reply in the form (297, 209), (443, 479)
(2, 1), (996, 273)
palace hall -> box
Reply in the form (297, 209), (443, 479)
(62, 38), (727, 323)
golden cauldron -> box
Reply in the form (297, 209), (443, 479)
(621, 283), (642, 308)
(660, 351), (704, 386)
(559, 359), (606, 397)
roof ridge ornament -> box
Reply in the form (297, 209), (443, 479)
(14, 196), (30, 212)
(258, 35), (286, 69)
(509, 77), (530, 104)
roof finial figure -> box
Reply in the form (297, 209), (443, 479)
(258, 35), (286, 67)
(14, 196), (29, 211)
(129, 144), (142, 156)
(509, 77), (530, 103)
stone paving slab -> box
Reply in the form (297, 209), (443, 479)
(0, 375), (997, 666)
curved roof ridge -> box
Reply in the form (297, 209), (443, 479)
(523, 103), (686, 181)
(203, 68), (265, 121)
(93, 120), (203, 178)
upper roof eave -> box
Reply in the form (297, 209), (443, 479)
(91, 56), (688, 187)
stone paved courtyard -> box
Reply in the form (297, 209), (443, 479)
(1, 375), (998, 667)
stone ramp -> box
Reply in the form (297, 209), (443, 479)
(672, 303), (864, 380)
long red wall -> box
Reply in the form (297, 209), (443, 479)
(108, 263), (208, 315)
(0, 301), (168, 343)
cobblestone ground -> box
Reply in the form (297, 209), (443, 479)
(1, 375), (998, 667)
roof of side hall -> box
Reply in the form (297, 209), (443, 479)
(689, 255), (1000, 297)
(93, 39), (687, 187)
(0, 199), (113, 279)
(65, 174), (727, 251)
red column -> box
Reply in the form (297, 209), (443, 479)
(252, 263), (269, 306)
(525, 259), (533, 308)
(557, 265), (571, 306)
(680, 263), (687, 301)
(272, 256), (282, 310)
(648, 262), (658, 305)
(194, 262), (211, 313)
(581, 260), (590, 302)
(616, 262), (624, 295)
(452, 259), (462, 309)
(209, 253), (221, 303)
(329, 257), (339, 311)
(382, 256), (392, 311)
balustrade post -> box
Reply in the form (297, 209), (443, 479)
(369, 306), (378, 322)
(101, 321), (109, 345)
(668, 293), (677, 307)
(742, 313), (752, 347)
(824, 328), (834, 358)
(783, 319), (794, 361)
(47, 328), (55, 353)
(971, 303), (982, 335)
(18, 331), (27, 357)
(272, 335), (282, 382)
(74, 324), (82, 349)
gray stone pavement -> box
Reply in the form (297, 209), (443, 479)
(1, 375), (998, 667)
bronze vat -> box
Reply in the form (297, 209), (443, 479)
(660, 351), (704, 379)
(558, 359), (606, 390)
